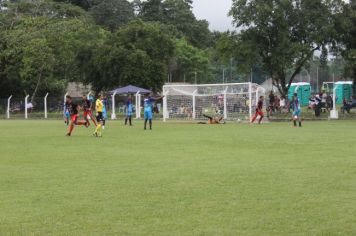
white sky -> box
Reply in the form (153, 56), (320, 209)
(192, 0), (234, 31)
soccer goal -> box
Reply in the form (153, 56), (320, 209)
(162, 83), (265, 122)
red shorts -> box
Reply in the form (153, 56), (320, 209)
(84, 110), (92, 118)
(70, 114), (78, 123)
(255, 110), (264, 117)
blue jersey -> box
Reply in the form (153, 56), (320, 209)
(127, 101), (133, 113)
(144, 98), (153, 112)
(293, 98), (301, 111)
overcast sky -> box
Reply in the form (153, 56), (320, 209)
(192, 0), (234, 31)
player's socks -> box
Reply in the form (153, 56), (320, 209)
(125, 118), (128, 125)
(144, 119), (148, 130)
(258, 116), (263, 124)
(149, 119), (152, 130)
(68, 124), (74, 135)
(129, 117), (132, 126)
(95, 124), (102, 134)
(299, 121), (302, 127)
(293, 120), (297, 127)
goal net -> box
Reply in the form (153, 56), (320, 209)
(162, 83), (265, 122)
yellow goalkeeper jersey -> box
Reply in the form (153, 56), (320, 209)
(96, 99), (103, 112)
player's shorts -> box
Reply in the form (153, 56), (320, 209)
(126, 111), (132, 117)
(255, 110), (264, 117)
(293, 110), (301, 117)
(144, 110), (153, 120)
(96, 112), (103, 122)
(84, 110), (92, 118)
(70, 114), (78, 123)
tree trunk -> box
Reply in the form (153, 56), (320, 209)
(31, 72), (42, 104)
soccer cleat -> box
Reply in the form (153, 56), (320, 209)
(66, 133), (71, 137)
(93, 132), (98, 137)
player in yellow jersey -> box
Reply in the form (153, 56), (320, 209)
(93, 94), (104, 137)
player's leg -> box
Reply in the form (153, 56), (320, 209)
(144, 111), (148, 130)
(125, 115), (128, 125)
(67, 115), (77, 136)
(129, 115), (132, 126)
(258, 111), (264, 124)
(89, 111), (97, 126)
(102, 111), (106, 129)
(83, 111), (90, 127)
(292, 111), (297, 127)
(203, 114), (213, 119)
(148, 111), (153, 130)
(94, 112), (103, 137)
(298, 110), (302, 127)
(251, 112), (258, 123)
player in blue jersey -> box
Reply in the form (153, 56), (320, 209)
(143, 93), (164, 130)
(292, 93), (302, 127)
(125, 95), (133, 126)
(64, 104), (70, 126)
(102, 95), (107, 129)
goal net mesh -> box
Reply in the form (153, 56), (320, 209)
(163, 83), (265, 121)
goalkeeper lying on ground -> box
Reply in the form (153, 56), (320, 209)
(198, 114), (226, 124)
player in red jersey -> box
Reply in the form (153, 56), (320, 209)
(82, 95), (97, 127)
(65, 95), (87, 136)
(251, 96), (265, 124)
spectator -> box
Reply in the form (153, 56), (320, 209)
(269, 91), (275, 113)
(280, 96), (286, 111)
(326, 94), (333, 111)
(315, 94), (322, 117)
(342, 97), (352, 114)
(321, 91), (327, 111)
(274, 95), (280, 112)
(308, 96), (316, 110)
(26, 102), (34, 113)
(352, 96), (356, 107)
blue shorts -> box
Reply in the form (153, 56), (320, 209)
(144, 110), (153, 120)
(293, 110), (301, 117)
(127, 111), (132, 117)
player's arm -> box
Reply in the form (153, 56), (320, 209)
(151, 95), (165, 101)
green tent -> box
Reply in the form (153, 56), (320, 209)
(288, 83), (311, 106)
(335, 81), (353, 104)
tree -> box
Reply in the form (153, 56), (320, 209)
(90, 0), (134, 31)
(229, 0), (338, 96)
(138, 0), (212, 48)
(80, 20), (174, 93)
(335, 0), (356, 95)
(171, 38), (211, 83)
(0, 1), (104, 98)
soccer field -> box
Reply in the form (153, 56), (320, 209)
(0, 120), (355, 235)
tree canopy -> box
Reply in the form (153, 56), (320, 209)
(0, 0), (355, 99)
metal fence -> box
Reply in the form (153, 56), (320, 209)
(0, 94), (162, 120)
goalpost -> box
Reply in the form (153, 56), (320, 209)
(162, 83), (265, 122)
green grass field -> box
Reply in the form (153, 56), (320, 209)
(0, 120), (355, 235)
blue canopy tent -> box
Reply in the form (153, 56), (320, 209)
(109, 85), (151, 95)
(109, 85), (151, 120)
